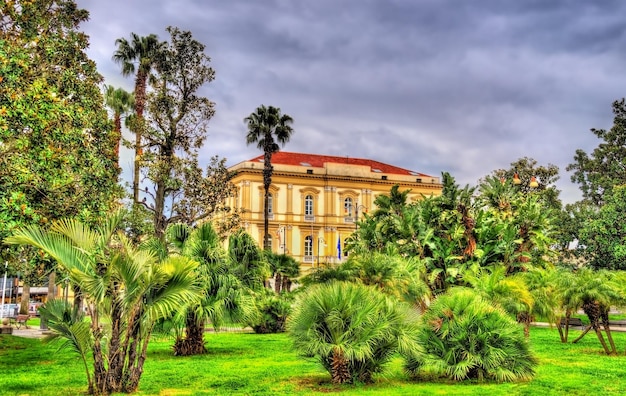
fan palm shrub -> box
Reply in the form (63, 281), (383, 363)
(246, 288), (293, 333)
(288, 282), (420, 384)
(405, 288), (536, 382)
(5, 212), (199, 395)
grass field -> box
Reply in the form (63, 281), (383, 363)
(1, 325), (626, 395)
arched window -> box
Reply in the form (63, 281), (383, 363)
(304, 235), (313, 257)
(344, 197), (353, 217)
(266, 234), (273, 250)
(344, 238), (350, 257)
(267, 193), (273, 214)
(305, 195), (313, 216)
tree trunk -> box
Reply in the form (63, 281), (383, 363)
(331, 349), (351, 384)
(594, 326), (611, 355)
(274, 273), (282, 294)
(173, 311), (207, 356)
(41, 271), (56, 330)
(262, 149), (273, 251)
(132, 71), (147, 205)
(572, 325), (592, 343)
(19, 283), (30, 315)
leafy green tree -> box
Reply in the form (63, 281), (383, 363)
(136, 28), (237, 240)
(567, 99), (626, 206)
(113, 32), (164, 204)
(244, 105), (295, 250)
(5, 212), (199, 395)
(405, 288), (537, 382)
(0, 0), (120, 306)
(289, 281), (420, 384)
(578, 186), (626, 270)
(490, 156), (562, 209)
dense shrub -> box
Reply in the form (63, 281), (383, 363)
(288, 281), (420, 384)
(405, 288), (537, 382)
(247, 289), (293, 334)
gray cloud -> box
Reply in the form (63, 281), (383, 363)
(76, 0), (626, 203)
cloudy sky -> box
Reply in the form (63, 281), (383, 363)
(75, 0), (626, 204)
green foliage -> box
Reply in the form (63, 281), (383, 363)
(567, 98), (626, 206)
(265, 251), (300, 293)
(228, 229), (270, 290)
(5, 212), (200, 394)
(578, 186), (626, 270)
(244, 104), (295, 250)
(0, 0), (120, 244)
(160, 222), (250, 356)
(289, 282), (420, 384)
(406, 288), (537, 382)
(246, 289), (293, 334)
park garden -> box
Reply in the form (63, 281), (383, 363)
(3, 1), (626, 395)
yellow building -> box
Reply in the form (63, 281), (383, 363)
(227, 152), (442, 271)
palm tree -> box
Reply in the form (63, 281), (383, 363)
(289, 281), (420, 384)
(559, 268), (622, 354)
(5, 212), (199, 394)
(244, 105), (294, 250)
(165, 223), (250, 356)
(104, 85), (134, 167)
(407, 288), (537, 382)
(113, 33), (164, 204)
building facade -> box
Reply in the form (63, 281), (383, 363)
(227, 152), (442, 271)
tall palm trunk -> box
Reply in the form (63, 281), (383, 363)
(113, 112), (122, 166)
(132, 70), (147, 204)
(262, 150), (272, 251)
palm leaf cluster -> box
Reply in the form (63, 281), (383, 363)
(406, 288), (537, 382)
(6, 211), (199, 395)
(289, 282), (420, 384)
(348, 173), (557, 297)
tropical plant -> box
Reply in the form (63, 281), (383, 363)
(288, 282), (420, 384)
(244, 105), (294, 250)
(246, 288), (293, 334)
(103, 85), (134, 166)
(160, 222), (250, 356)
(5, 212), (199, 395)
(557, 268), (623, 354)
(113, 32), (164, 204)
(228, 229), (270, 291)
(265, 251), (300, 293)
(405, 288), (537, 382)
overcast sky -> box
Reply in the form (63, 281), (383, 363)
(75, 0), (626, 204)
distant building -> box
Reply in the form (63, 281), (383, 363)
(227, 152), (442, 271)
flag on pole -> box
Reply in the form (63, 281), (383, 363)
(337, 237), (341, 259)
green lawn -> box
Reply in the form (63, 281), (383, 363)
(1, 326), (626, 395)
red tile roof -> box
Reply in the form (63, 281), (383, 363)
(247, 152), (433, 177)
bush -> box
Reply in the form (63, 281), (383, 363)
(405, 288), (536, 382)
(288, 281), (419, 384)
(247, 290), (293, 334)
